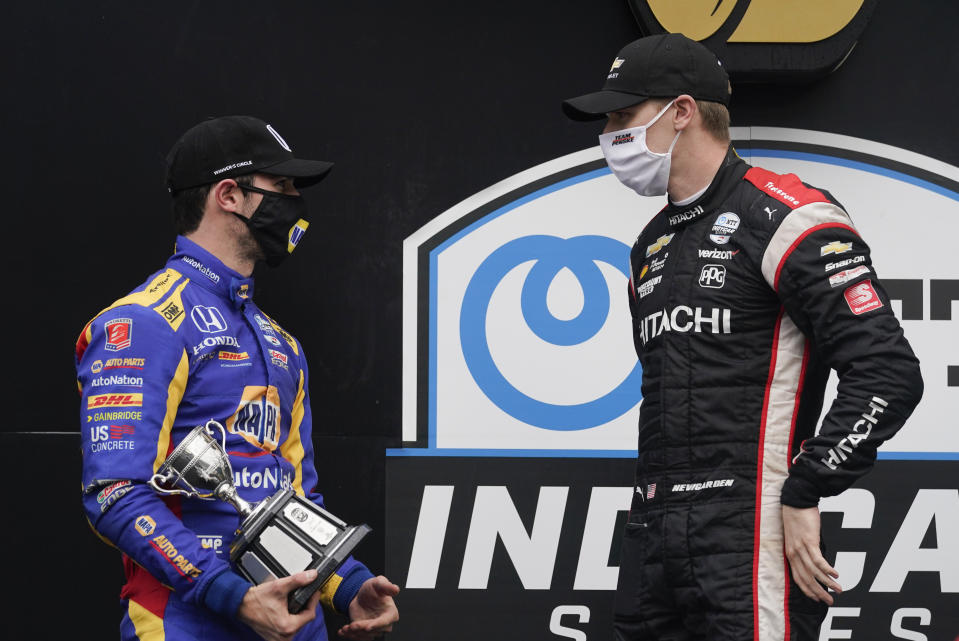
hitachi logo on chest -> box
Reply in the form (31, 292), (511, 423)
(639, 306), (732, 345)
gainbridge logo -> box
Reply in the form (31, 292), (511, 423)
(628, 0), (877, 79)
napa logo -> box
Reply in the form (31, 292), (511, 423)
(399, 128), (957, 458)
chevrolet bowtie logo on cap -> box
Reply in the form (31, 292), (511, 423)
(628, 0), (876, 81)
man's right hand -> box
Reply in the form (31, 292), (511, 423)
(238, 569), (323, 641)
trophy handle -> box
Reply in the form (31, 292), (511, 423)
(148, 472), (196, 497)
(203, 420), (236, 485)
(204, 419), (229, 454)
(147, 421), (233, 501)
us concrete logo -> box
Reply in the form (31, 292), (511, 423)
(401, 127), (959, 458)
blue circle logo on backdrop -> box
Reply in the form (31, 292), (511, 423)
(459, 234), (643, 430)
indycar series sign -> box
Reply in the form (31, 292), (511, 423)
(391, 129), (959, 639)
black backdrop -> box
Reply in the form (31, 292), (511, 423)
(4, 1), (957, 639)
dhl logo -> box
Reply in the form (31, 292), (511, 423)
(219, 351), (250, 361)
(820, 241), (853, 256)
(88, 393), (143, 409)
(645, 233), (674, 258)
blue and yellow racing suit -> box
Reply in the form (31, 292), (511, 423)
(75, 236), (372, 640)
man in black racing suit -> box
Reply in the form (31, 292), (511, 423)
(562, 34), (923, 641)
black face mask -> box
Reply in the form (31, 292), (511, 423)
(235, 184), (310, 267)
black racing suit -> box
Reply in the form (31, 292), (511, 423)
(614, 147), (923, 641)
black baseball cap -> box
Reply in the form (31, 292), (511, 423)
(563, 33), (730, 121)
(165, 115), (334, 193)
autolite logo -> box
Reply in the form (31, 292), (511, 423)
(611, 133), (634, 145)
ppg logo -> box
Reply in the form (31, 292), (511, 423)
(699, 264), (726, 289)
(191, 305), (228, 333)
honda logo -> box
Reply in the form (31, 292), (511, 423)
(191, 305), (228, 333)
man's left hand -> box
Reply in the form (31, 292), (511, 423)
(782, 505), (842, 605)
(338, 575), (400, 640)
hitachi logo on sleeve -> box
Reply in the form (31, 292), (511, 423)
(820, 396), (888, 470)
(638, 306), (732, 345)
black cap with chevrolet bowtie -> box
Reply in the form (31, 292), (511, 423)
(563, 33), (730, 121)
(165, 115), (334, 193)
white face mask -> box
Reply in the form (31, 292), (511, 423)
(599, 99), (680, 197)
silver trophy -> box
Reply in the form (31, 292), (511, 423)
(148, 421), (371, 613)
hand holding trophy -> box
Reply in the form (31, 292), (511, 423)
(149, 420), (371, 613)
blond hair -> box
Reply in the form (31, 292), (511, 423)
(697, 100), (730, 143)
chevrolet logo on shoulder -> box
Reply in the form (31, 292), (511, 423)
(646, 233), (675, 258)
(820, 241), (853, 256)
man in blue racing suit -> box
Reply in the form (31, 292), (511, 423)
(76, 116), (399, 641)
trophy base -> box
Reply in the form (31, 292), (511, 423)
(229, 487), (372, 613)
(288, 523), (372, 613)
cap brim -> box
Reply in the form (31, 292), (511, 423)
(262, 158), (335, 188)
(562, 90), (649, 121)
